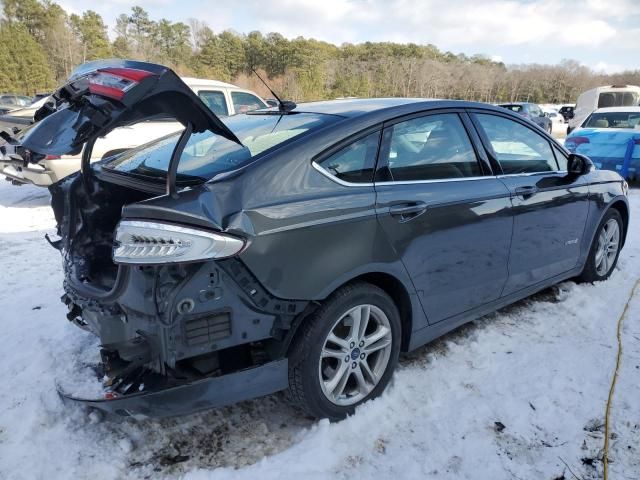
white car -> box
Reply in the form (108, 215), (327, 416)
(547, 111), (566, 133)
(1, 78), (267, 186)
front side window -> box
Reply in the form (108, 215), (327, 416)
(198, 90), (228, 116)
(384, 113), (481, 181)
(231, 92), (265, 114)
(317, 131), (380, 183)
(475, 113), (558, 174)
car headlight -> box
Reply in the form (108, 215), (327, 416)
(113, 220), (245, 265)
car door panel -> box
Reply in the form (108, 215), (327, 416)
(374, 111), (513, 325)
(469, 111), (591, 295)
(498, 173), (590, 294)
(376, 180), (513, 324)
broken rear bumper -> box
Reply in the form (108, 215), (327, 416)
(58, 359), (288, 418)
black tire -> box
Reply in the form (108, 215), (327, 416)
(577, 209), (623, 283)
(287, 282), (401, 420)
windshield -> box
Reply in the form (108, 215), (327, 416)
(583, 111), (640, 129)
(103, 112), (341, 181)
(597, 91), (640, 108)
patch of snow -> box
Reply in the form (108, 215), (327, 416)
(0, 177), (638, 479)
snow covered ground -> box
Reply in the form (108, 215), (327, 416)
(0, 177), (638, 480)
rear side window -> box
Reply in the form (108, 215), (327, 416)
(317, 131), (380, 183)
(231, 92), (264, 114)
(475, 114), (558, 174)
(198, 90), (228, 116)
(384, 113), (481, 181)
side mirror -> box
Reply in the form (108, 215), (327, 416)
(567, 153), (593, 175)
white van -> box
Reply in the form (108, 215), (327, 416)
(1, 78), (268, 186)
(569, 85), (640, 133)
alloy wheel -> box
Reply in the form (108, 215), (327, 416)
(318, 304), (393, 406)
(595, 218), (620, 276)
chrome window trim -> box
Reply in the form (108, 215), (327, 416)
(496, 170), (567, 178)
(313, 158), (569, 187)
(375, 175), (492, 186)
(311, 161), (374, 187)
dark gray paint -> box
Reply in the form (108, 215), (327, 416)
(40, 94), (629, 417)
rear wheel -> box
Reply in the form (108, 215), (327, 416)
(577, 209), (623, 282)
(287, 282), (401, 420)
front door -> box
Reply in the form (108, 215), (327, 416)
(470, 112), (590, 295)
(375, 111), (513, 324)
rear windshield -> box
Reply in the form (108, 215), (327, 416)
(500, 105), (523, 113)
(583, 111), (640, 129)
(597, 92), (640, 108)
(103, 112), (340, 181)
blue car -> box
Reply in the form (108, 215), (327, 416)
(566, 107), (640, 180)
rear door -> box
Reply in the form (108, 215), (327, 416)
(375, 110), (513, 324)
(470, 111), (590, 295)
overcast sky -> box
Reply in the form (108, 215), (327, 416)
(58, 0), (640, 73)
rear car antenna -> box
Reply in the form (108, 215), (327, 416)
(252, 68), (297, 113)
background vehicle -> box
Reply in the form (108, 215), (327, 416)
(548, 111), (566, 133)
(566, 106), (640, 180)
(0, 78), (268, 186)
(569, 85), (640, 134)
(559, 105), (575, 122)
(497, 102), (552, 133)
(0, 96), (51, 131)
(0, 93), (32, 114)
(13, 61), (628, 421)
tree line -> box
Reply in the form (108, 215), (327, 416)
(1, 1), (639, 105)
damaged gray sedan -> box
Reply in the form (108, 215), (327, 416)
(6, 61), (629, 420)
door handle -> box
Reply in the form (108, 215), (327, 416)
(514, 186), (538, 199)
(389, 202), (428, 222)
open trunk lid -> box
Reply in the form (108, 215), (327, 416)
(17, 59), (240, 158)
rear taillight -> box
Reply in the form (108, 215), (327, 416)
(44, 155), (60, 160)
(88, 67), (155, 101)
(565, 136), (590, 151)
(113, 220), (245, 265)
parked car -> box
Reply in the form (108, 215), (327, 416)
(566, 106), (640, 180)
(12, 61), (629, 420)
(548, 111), (566, 133)
(0, 96), (51, 131)
(559, 105), (575, 122)
(0, 75), (268, 186)
(497, 102), (552, 133)
(568, 85), (640, 134)
(0, 93), (32, 114)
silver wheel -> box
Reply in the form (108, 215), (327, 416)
(318, 304), (393, 406)
(595, 218), (620, 276)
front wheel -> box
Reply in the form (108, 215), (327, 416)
(287, 282), (401, 420)
(577, 209), (623, 282)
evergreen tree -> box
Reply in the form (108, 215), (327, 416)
(0, 22), (55, 94)
(70, 10), (112, 61)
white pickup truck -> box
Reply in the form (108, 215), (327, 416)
(0, 77), (267, 186)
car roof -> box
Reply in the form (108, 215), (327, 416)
(287, 98), (502, 118)
(181, 77), (240, 89)
(498, 102), (533, 107)
(593, 106), (640, 113)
